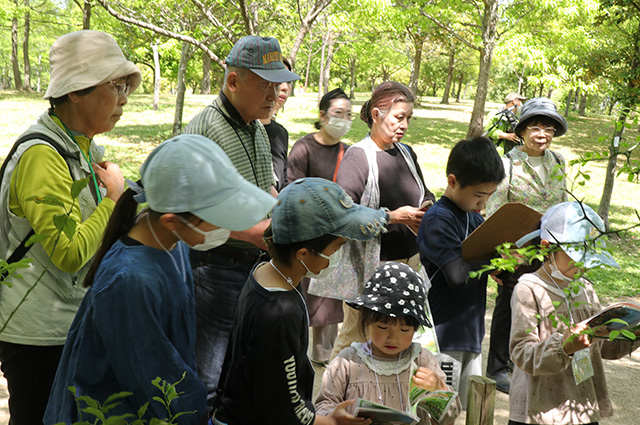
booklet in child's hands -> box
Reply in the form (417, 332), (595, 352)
(353, 366), (458, 424)
(585, 301), (640, 340)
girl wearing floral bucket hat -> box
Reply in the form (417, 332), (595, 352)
(316, 262), (461, 425)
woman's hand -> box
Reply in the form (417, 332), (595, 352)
(93, 161), (125, 202)
(411, 367), (448, 392)
(562, 323), (591, 356)
(388, 205), (424, 233)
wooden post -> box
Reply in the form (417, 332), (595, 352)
(465, 375), (496, 425)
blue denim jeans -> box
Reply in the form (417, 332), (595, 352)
(190, 249), (257, 418)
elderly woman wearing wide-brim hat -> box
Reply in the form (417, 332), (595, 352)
(483, 97), (569, 394)
(0, 30), (140, 425)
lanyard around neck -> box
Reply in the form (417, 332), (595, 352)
(51, 112), (103, 203)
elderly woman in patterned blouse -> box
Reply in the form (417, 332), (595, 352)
(483, 97), (568, 394)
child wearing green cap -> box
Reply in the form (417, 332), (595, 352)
(212, 177), (388, 425)
(509, 201), (640, 425)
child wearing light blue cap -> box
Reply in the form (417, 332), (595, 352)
(212, 177), (387, 425)
(509, 201), (639, 425)
(44, 134), (276, 425)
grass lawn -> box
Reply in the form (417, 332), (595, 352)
(1, 89), (638, 301)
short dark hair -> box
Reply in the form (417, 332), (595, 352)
(446, 136), (505, 188)
(359, 307), (421, 337)
(48, 85), (97, 110)
(315, 88), (350, 130)
(263, 224), (338, 266)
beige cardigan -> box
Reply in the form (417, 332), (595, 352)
(315, 342), (461, 424)
(509, 273), (640, 424)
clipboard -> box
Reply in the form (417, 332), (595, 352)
(462, 203), (542, 262)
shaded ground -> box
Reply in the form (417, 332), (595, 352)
(0, 303), (638, 425)
(311, 302), (640, 425)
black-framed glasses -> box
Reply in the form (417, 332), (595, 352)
(107, 81), (131, 97)
(527, 125), (556, 136)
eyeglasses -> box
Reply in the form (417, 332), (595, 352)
(327, 109), (352, 120)
(107, 81), (131, 97)
(527, 126), (556, 136)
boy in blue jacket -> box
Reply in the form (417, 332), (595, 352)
(417, 137), (505, 408)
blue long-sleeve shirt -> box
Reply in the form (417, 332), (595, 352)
(44, 236), (206, 424)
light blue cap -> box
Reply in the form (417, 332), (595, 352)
(518, 201), (618, 269)
(132, 134), (276, 231)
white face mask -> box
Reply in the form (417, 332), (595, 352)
(549, 252), (573, 283)
(174, 217), (230, 251)
(324, 116), (352, 139)
(301, 248), (343, 279)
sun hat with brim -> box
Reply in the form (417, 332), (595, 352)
(45, 30), (141, 100)
(347, 262), (431, 327)
(132, 134), (276, 231)
(271, 177), (387, 244)
(505, 92), (527, 103)
(515, 97), (568, 137)
(225, 35), (300, 84)
(515, 201), (618, 269)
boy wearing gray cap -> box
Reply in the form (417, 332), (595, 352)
(213, 178), (386, 425)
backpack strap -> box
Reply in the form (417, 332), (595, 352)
(0, 133), (76, 275)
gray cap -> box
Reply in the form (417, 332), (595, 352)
(45, 30), (141, 99)
(135, 134), (276, 231)
(271, 178), (387, 244)
(515, 97), (568, 137)
(225, 36), (300, 83)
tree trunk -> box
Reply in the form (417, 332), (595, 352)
(598, 108), (628, 230)
(441, 49), (455, 104)
(317, 33), (327, 105)
(579, 92), (587, 116)
(466, 0), (499, 138)
(607, 98), (616, 116)
(409, 33), (425, 96)
(82, 0), (91, 29)
(432, 83), (437, 97)
(153, 42), (161, 111)
(172, 42), (192, 136)
(572, 87), (581, 111)
(22, 1), (31, 92)
(288, 0), (334, 68)
(547, 88), (553, 98)
(322, 34), (336, 96)
(349, 57), (356, 100)
(538, 83), (543, 97)
(201, 53), (211, 94)
(11, 16), (22, 90)
(456, 72), (463, 102)
(303, 37), (314, 93)
(564, 89), (572, 117)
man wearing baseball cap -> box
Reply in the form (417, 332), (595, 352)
(184, 35), (300, 416)
(484, 92), (527, 154)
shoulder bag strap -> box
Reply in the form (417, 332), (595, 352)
(331, 143), (345, 183)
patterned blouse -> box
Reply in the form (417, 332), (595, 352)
(486, 147), (568, 217)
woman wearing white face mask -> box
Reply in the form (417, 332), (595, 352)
(288, 88), (352, 184)
(287, 88), (354, 366)
(44, 135), (276, 425)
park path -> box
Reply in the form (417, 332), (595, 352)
(0, 306), (638, 425)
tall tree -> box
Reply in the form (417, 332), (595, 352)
(21, 0), (30, 91)
(417, 0), (534, 137)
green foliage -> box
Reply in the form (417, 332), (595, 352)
(60, 373), (195, 425)
(0, 177), (89, 333)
